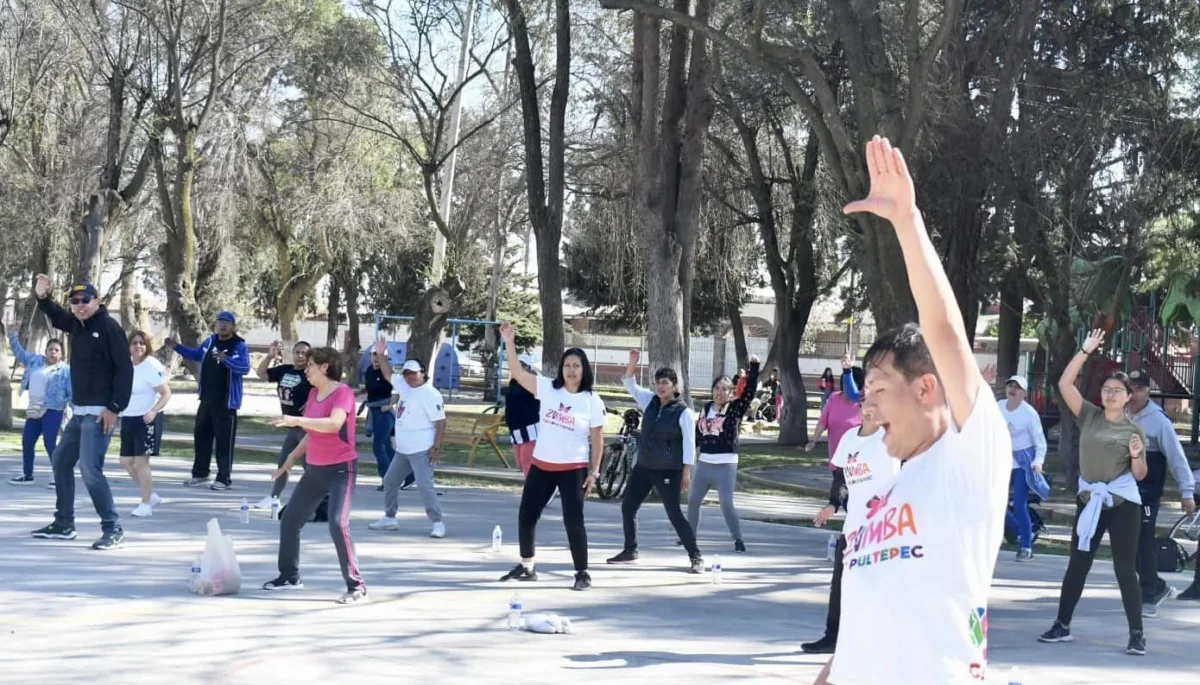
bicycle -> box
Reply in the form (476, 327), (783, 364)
(596, 407), (641, 500)
(1166, 503), (1200, 570)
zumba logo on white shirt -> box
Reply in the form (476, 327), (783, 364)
(543, 403), (578, 431)
(844, 485), (923, 570)
(842, 452), (875, 486)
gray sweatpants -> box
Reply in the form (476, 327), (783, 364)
(383, 449), (441, 523)
(277, 461), (364, 593)
(687, 460), (743, 541)
(271, 427), (306, 499)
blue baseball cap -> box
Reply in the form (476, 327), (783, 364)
(69, 283), (98, 299)
(216, 311), (236, 324)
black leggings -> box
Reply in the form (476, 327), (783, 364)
(1055, 498), (1142, 632)
(518, 465), (589, 572)
(621, 464), (700, 558)
(826, 534), (847, 638)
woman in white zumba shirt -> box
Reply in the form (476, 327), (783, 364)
(816, 137), (1011, 685)
(119, 330), (171, 517)
(497, 322), (605, 591)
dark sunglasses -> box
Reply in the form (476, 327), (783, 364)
(69, 296), (94, 305)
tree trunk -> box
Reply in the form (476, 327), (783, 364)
(407, 278), (464, 375)
(996, 270), (1024, 380)
(774, 314), (812, 445)
(78, 194), (106, 286)
(155, 130), (206, 345)
(728, 299), (748, 370)
(119, 226), (136, 330)
(0, 282), (12, 429)
(345, 269), (362, 353)
(325, 278), (341, 347)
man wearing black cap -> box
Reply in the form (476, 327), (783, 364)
(28, 276), (133, 550)
(165, 311), (250, 490)
(1126, 369), (1196, 616)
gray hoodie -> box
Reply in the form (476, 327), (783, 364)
(1131, 400), (1195, 499)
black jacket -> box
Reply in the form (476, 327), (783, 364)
(37, 297), (133, 414)
(505, 379), (540, 443)
(697, 361), (759, 455)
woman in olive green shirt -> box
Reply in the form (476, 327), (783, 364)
(1039, 329), (1149, 656)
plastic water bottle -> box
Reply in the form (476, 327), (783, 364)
(711, 555), (722, 585)
(239, 498), (250, 524)
(826, 534), (838, 561)
(492, 525), (503, 553)
(507, 593), (523, 630)
(1007, 666), (1024, 685)
(190, 556), (202, 591)
(270, 497), (281, 521)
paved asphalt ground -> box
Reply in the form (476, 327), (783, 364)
(0, 452), (1196, 684)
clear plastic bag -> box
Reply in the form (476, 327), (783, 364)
(188, 518), (242, 596)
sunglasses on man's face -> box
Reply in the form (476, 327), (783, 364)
(69, 296), (94, 305)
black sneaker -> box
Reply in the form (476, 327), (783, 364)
(689, 556), (705, 574)
(210, 481), (231, 491)
(91, 529), (125, 550)
(1126, 630), (1146, 656)
(800, 634), (837, 654)
(1178, 584), (1200, 601)
(734, 539), (746, 553)
(31, 522), (77, 540)
(262, 576), (304, 591)
(1038, 621), (1072, 643)
(572, 571), (592, 591)
(376, 484), (385, 492)
(675, 539), (683, 546)
(607, 549), (639, 564)
(8, 474), (34, 486)
(499, 563), (538, 582)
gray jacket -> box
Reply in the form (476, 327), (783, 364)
(1131, 400), (1195, 499)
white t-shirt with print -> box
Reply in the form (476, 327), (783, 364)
(393, 382), (447, 454)
(830, 384), (1011, 685)
(532, 376), (607, 467)
(829, 427), (898, 506)
(122, 357), (168, 417)
(998, 399), (1047, 468)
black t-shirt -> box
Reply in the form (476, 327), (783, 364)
(201, 336), (240, 404)
(363, 367), (394, 404)
(267, 364), (312, 417)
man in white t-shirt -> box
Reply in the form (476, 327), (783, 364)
(368, 359), (448, 538)
(803, 408), (898, 655)
(816, 137), (1011, 685)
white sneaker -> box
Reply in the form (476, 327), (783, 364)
(367, 517), (399, 531)
(47, 481), (56, 490)
(131, 503), (153, 518)
(253, 496), (274, 510)
(430, 521), (446, 538)
(150, 493), (163, 507)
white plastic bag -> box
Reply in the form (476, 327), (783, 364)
(189, 518), (242, 596)
(524, 613), (573, 634)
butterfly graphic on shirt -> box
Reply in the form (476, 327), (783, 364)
(846, 452), (860, 464)
(865, 486), (895, 520)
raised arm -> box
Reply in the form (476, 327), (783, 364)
(373, 336), (394, 383)
(256, 340), (282, 380)
(728, 357), (761, 416)
(844, 136), (978, 427)
(1057, 329), (1104, 418)
(841, 350), (862, 403)
(7, 330), (39, 367)
(33, 275), (76, 333)
(498, 322), (536, 395)
(622, 349), (655, 410)
(166, 336), (206, 363)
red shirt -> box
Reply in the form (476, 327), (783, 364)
(303, 384), (357, 465)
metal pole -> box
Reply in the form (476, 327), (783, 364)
(430, 0), (477, 283)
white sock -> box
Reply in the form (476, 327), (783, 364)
(522, 560), (535, 572)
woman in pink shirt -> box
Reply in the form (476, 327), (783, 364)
(806, 357), (864, 459)
(264, 346), (367, 604)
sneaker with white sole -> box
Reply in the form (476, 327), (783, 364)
(182, 476), (211, 487)
(46, 480), (55, 489)
(131, 503), (153, 518)
(430, 521), (446, 538)
(367, 517), (399, 531)
(8, 474), (34, 486)
(1015, 548), (1034, 562)
(253, 496), (275, 510)
(209, 481), (231, 491)
(150, 492), (163, 507)
(337, 588), (369, 605)
(31, 522), (77, 540)
(262, 576), (304, 591)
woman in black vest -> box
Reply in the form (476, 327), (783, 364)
(608, 349), (704, 573)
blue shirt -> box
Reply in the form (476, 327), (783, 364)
(9, 332), (72, 411)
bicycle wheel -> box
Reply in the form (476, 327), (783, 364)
(596, 443), (623, 500)
(613, 443), (635, 498)
(1168, 512), (1200, 566)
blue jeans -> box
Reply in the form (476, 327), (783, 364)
(1006, 466), (1033, 548)
(22, 408), (64, 478)
(369, 407), (395, 478)
(52, 415), (119, 534)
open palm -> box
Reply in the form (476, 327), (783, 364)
(843, 135), (916, 224)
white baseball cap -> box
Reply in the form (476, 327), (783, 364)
(401, 360), (423, 374)
(1005, 375), (1027, 391)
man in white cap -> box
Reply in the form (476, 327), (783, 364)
(505, 353), (540, 476)
(368, 358), (448, 538)
(998, 373), (1047, 561)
